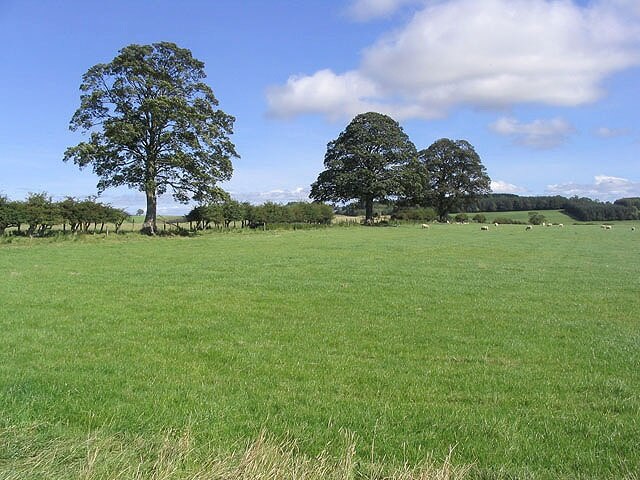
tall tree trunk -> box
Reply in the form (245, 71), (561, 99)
(436, 195), (448, 222)
(142, 190), (157, 235)
(364, 197), (374, 224)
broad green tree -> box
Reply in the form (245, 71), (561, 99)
(0, 195), (16, 235)
(221, 199), (244, 228)
(64, 42), (238, 235)
(416, 139), (491, 221)
(23, 193), (61, 236)
(310, 112), (417, 223)
(1, 199), (27, 234)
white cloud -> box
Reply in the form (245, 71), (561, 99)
(490, 180), (527, 194)
(266, 70), (380, 120)
(606, 0), (640, 18)
(595, 126), (632, 138)
(346, 0), (420, 21)
(229, 187), (310, 204)
(490, 117), (575, 149)
(546, 175), (640, 200)
(268, 0), (640, 120)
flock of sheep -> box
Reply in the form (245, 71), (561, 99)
(419, 223), (636, 231)
(420, 222), (565, 230)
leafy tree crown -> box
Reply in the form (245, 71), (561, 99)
(64, 42), (238, 205)
(310, 112), (417, 214)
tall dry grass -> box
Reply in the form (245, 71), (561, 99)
(1, 426), (472, 480)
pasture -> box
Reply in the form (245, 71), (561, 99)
(1, 223), (639, 478)
(479, 209), (572, 224)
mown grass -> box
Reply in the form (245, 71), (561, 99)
(1, 224), (639, 478)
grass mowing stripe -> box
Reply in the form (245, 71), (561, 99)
(1, 224), (639, 478)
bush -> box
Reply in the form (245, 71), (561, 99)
(472, 214), (486, 223)
(391, 207), (437, 222)
(528, 212), (546, 225)
(454, 213), (469, 223)
(492, 217), (526, 225)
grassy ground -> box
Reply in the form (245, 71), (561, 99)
(1, 224), (639, 478)
(480, 209), (572, 224)
(334, 209), (574, 225)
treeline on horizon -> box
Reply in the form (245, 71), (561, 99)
(2, 192), (639, 237)
(471, 194), (640, 221)
(0, 193), (335, 236)
(339, 194), (640, 222)
(0, 193), (129, 236)
(185, 200), (334, 229)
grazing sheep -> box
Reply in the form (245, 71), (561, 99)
(605, 225), (612, 230)
(494, 222), (499, 227)
(481, 226), (489, 231)
(526, 225), (533, 230)
(601, 224), (607, 229)
(421, 223), (430, 229)
(632, 227), (636, 231)
(558, 223), (564, 227)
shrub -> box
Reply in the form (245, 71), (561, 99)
(528, 212), (547, 225)
(472, 214), (486, 223)
(492, 217), (525, 225)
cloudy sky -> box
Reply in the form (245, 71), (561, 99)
(1, 0), (639, 213)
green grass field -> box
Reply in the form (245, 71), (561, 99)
(1, 224), (639, 478)
(480, 209), (573, 224)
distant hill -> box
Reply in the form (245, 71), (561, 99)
(464, 194), (639, 221)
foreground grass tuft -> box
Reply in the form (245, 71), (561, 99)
(0, 425), (471, 480)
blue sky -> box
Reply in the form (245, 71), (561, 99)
(1, 0), (639, 214)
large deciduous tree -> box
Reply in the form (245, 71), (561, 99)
(416, 138), (491, 221)
(310, 112), (417, 223)
(64, 42), (238, 234)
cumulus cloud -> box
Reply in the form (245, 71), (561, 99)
(490, 180), (527, 194)
(267, 0), (640, 120)
(595, 126), (632, 138)
(266, 70), (380, 120)
(229, 187), (310, 204)
(546, 175), (640, 200)
(490, 117), (575, 149)
(346, 0), (420, 21)
(607, 0), (640, 18)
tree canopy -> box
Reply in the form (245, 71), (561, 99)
(310, 112), (417, 223)
(64, 42), (238, 234)
(416, 138), (491, 221)
(0, 194), (128, 236)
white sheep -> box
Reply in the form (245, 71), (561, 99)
(481, 226), (489, 231)
(421, 223), (430, 229)
(632, 227), (636, 231)
(526, 225), (533, 230)
(605, 225), (612, 230)
(494, 222), (499, 227)
(558, 223), (564, 227)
